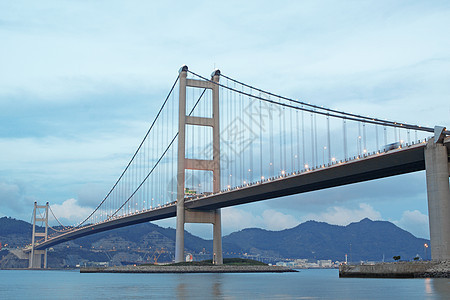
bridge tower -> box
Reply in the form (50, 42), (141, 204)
(29, 202), (49, 268)
(175, 66), (223, 264)
(425, 126), (450, 260)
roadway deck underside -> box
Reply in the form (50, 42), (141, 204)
(36, 143), (445, 250)
(34, 206), (176, 249)
(185, 144), (427, 210)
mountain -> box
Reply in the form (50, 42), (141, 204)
(223, 218), (430, 262)
(0, 216), (430, 268)
(0, 216), (213, 267)
(0, 217), (33, 248)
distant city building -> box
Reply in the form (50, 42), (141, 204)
(317, 260), (333, 268)
(276, 259), (338, 269)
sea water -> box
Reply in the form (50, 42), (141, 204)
(0, 269), (449, 299)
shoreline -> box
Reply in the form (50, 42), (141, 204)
(80, 265), (297, 274)
(339, 261), (450, 278)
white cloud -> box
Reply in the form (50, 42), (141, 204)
(50, 198), (93, 225)
(302, 203), (382, 226)
(222, 207), (299, 234)
(260, 209), (299, 231)
(157, 207), (302, 239)
(393, 210), (429, 239)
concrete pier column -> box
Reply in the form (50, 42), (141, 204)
(29, 250), (45, 268)
(213, 209), (223, 264)
(425, 133), (450, 260)
(30, 252), (42, 268)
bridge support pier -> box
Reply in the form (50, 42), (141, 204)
(175, 66), (223, 264)
(425, 127), (450, 260)
(213, 209), (222, 264)
(28, 250), (46, 268)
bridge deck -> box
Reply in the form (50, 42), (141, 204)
(185, 143), (427, 210)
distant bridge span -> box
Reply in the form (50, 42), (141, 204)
(34, 139), (449, 250)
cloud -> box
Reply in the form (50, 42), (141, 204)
(266, 172), (427, 213)
(158, 205), (429, 240)
(222, 207), (260, 231)
(0, 180), (34, 216)
(181, 204), (383, 239)
(0, 133), (144, 203)
(222, 207), (299, 233)
(76, 183), (109, 207)
(393, 210), (429, 239)
(157, 207), (301, 239)
(0, 1), (449, 241)
(49, 198), (93, 225)
(302, 203), (382, 226)
(260, 209), (299, 231)
(0, 182), (21, 205)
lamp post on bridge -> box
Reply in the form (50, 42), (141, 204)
(357, 136), (362, 156)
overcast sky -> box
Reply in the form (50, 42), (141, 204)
(1, 1), (449, 239)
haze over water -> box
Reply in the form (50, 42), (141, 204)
(0, 269), (449, 299)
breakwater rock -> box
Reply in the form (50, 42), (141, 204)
(80, 264), (297, 274)
(339, 261), (450, 278)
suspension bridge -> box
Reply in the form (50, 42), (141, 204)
(25, 66), (450, 268)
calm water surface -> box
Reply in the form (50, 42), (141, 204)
(0, 269), (449, 299)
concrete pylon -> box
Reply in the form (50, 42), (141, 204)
(424, 127), (450, 260)
(29, 202), (49, 268)
(175, 66), (223, 264)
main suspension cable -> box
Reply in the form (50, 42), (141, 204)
(109, 88), (207, 219)
(77, 75), (180, 228)
(49, 205), (70, 230)
(219, 74), (423, 131)
(188, 70), (437, 133)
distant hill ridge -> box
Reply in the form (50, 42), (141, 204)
(223, 218), (429, 261)
(0, 216), (429, 262)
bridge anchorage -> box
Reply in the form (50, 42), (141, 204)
(25, 66), (450, 268)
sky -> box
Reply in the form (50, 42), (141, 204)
(1, 1), (449, 240)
